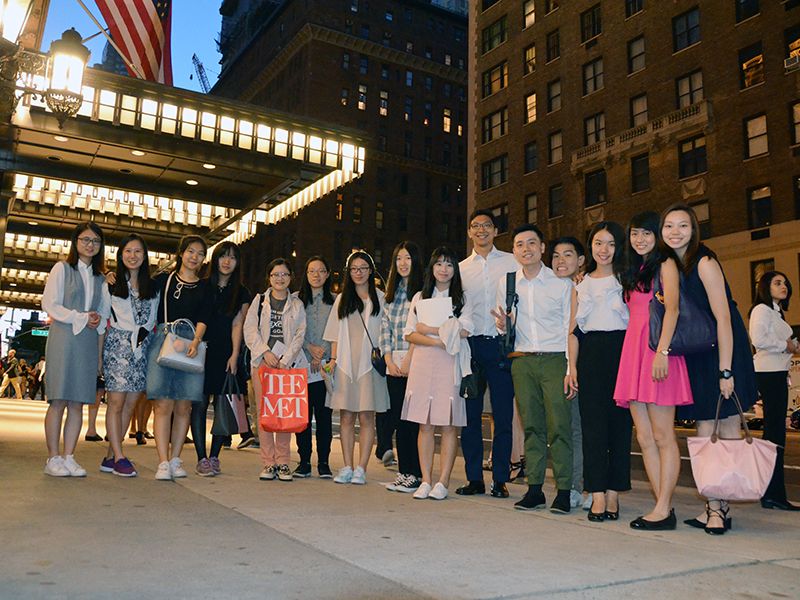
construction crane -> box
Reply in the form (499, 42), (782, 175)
(192, 54), (211, 94)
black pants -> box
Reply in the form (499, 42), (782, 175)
(295, 381), (332, 464)
(577, 331), (632, 493)
(379, 375), (421, 477)
(757, 371), (790, 502)
(192, 395), (225, 461)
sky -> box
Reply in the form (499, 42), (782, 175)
(41, 0), (223, 93)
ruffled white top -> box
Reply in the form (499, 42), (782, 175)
(574, 274), (629, 333)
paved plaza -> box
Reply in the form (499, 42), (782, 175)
(1, 398), (799, 600)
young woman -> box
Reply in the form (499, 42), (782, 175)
(323, 250), (389, 485)
(146, 235), (213, 481)
(99, 234), (160, 477)
(193, 242), (252, 476)
(749, 272), (800, 511)
(42, 222), (109, 477)
(293, 256), (336, 478)
(244, 258), (306, 482)
(567, 222), (632, 522)
(614, 211), (693, 529)
(403, 247), (473, 500)
(661, 204), (758, 534)
(379, 241), (424, 492)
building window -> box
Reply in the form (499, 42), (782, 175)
(453, 27), (465, 42)
(359, 57), (368, 74)
(628, 36), (645, 73)
(350, 0), (358, 12)
(525, 193), (537, 223)
(404, 131), (412, 157)
(442, 183), (451, 204)
(405, 70), (413, 86)
(482, 17), (507, 54)
(482, 155), (509, 190)
(406, 41), (413, 53)
(677, 70), (703, 108)
(585, 169), (607, 207)
(381, 64), (390, 79)
(444, 83), (452, 98)
(748, 185), (772, 229)
(341, 88), (349, 106)
(445, 53), (452, 65)
(524, 142), (538, 173)
(736, 0), (760, 23)
(546, 1), (560, 14)
(630, 94), (648, 127)
(546, 29), (560, 62)
(626, 0), (643, 18)
(548, 131), (563, 164)
(795, 176), (800, 220)
(792, 101), (800, 145)
(404, 96), (413, 121)
(673, 8), (700, 52)
(482, 107), (508, 143)
(424, 102), (432, 125)
(548, 184), (563, 218)
(482, 62), (508, 98)
(584, 112), (605, 145)
(400, 173), (409, 194)
(424, 136), (432, 161)
(631, 153), (650, 193)
(739, 43), (764, 89)
(525, 93), (537, 124)
(443, 108), (451, 133)
(786, 23), (800, 59)
(581, 4), (602, 43)
(379, 91), (388, 116)
(583, 57), (604, 95)
(343, 52), (350, 69)
(425, 76), (432, 91)
(358, 85), (367, 110)
(547, 79), (561, 112)
(491, 204), (509, 235)
(693, 200), (711, 239)
(378, 126), (387, 151)
(405, 8), (412, 21)
(353, 196), (362, 223)
(443, 142), (451, 166)
(385, 10), (393, 20)
(361, 24), (370, 39)
(524, 44), (536, 75)
(524, 0), (535, 27)
(679, 134), (707, 178)
(744, 114), (768, 158)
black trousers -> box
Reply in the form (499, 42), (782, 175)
(577, 331), (632, 493)
(756, 371), (790, 502)
(295, 380), (332, 464)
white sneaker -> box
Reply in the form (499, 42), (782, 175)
(155, 461), (172, 480)
(44, 456), (70, 477)
(334, 466), (353, 484)
(63, 455), (86, 477)
(351, 466), (366, 485)
(570, 489), (583, 509)
(413, 482), (433, 499)
(168, 457), (186, 478)
(429, 482), (449, 500)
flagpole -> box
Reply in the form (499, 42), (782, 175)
(73, 0), (148, 80)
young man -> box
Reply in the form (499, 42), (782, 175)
(550, 236), (588, 509)
(0, 349), (24, 400)
(457, 210), (519, 497)
(493, 225), (574, 513)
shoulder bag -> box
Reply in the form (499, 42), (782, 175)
(156, 273), (208, 373)
(648, 273), (716, 355)
(358, 309), (386, 377)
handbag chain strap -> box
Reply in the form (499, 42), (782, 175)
(711, 390), (753, 444)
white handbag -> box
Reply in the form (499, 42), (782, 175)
(156, 273), (207, 374)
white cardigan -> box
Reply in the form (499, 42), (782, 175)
(323, 291), (385, 382)
(749, 302), (794, 373)
(243, 290), (307, 369)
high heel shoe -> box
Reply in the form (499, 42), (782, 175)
(704, 502), (731, 535)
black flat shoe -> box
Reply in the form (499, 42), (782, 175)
(761, 498), (800, 511)
(683, 517), (705, 530)
(630, 510), (677, 531)
(604, 508), (619, 521)
(587, 510), (605, 522)
(136, 431), (146, 445)
(84, 434), (102, 442)
(456, 480), (486, 495)
(490, 481), (509, 498)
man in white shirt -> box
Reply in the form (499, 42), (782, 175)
(457, 210), (519, 498)
(494, 224), (573, 513)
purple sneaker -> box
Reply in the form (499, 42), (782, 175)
(196, 458), (215, 477)
(100, 457), (115, 473)
(113, 457), (137, 477)
(209, 457), (221, 474)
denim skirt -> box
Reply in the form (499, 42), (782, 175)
(145, 324), (205, 402)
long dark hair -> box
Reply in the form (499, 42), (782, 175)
(174, 235), (207, 274)
(338, 250), (380, 319)
(385, 241), (423, 304)
(112, 234), (156, 300)
(298, 256), (335, 307)
(621, 211), (662, 301)
(659, 203), (713, 276)
(584, 221), (626, 281)
(750, 271), (792, 315)
(66, 222), (105, 276)
(205, 241), (243, 316)
(420, 246), (465, 317)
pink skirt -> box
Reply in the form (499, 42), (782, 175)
(402, 345), (466, 427)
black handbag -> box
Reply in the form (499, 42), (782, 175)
(358, 311), (387, 377)
(648, 273), (717, 355)
(211, 373), (241, 436)
(460, 356), (486, 399)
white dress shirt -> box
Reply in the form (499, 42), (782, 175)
(496, 266), (572, 353)
(750, 302), (794, 372)
(42, 261), (109, 336)
(459, 247), (519, 337)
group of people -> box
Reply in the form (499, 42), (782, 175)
(38, 202), (797, 534)
(0, 350), (44, 400)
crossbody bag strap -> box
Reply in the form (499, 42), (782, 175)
(358, 309), (376, 348)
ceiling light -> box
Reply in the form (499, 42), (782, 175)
(16, 259), (24, 263)
(9, 283), (16, 287)
(119, 168), (133, 174)
(131, 150), (145, 156)
(53, 136), (69, 142)
(47, 156), (61, 161)
(186, 179), (198, 186)
(28, 221), (38, 226)
(202, 163), (216, 169)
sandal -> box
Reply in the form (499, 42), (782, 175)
(704, 501), (732, 535)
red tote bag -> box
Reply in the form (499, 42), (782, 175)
(258, 365), (309, 433)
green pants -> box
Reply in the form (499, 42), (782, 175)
(511, 353), (573, 490)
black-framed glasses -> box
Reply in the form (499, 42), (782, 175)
(77, 236), (101, 246)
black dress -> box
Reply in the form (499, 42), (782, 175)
(203, 283), (251, 395)
(678, 246), (758, 422)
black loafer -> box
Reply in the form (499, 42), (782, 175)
(630, 509), (677, 530)
(587, 510), (605, 522)
(761, 498), (800, 511)
(456, 480), (486, 495)
(490, 481), (509, 498)
(549, 490), (571, 514)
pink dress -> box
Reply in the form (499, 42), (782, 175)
(613, 289), (693, 408)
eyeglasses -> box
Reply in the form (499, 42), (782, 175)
(77, 236), (101, 246)
(307, 269), (328, 276)
(469, 222), (494, 231)
(349, 266), (370, 274)
(270, 273), (291, 279)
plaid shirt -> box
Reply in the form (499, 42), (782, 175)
(379, 283), (411, 356)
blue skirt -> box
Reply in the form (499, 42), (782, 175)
(145, 325), (205, 402)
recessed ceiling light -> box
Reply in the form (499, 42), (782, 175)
(9, 283), (16, 287)
(53, 136), (68, 142)
(186, 179), (198, 186)
(131, 150), (145, 156)
(16, 259), (24, 263)
(28, 221), (38, 226)
(119, 168), (133, 174)
(202, 163), (215, 170)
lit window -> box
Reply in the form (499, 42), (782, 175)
(379, 91), (388, 116)
(358, 85), (367, 110)
(525, 93), (536, 124)
(341, 88), (349, 106)
(405, 96), (413, 121)
(739, 43), (764, 89)
(443, 108), (451, 132)
(482, 62), (508, 98)
(406, 70), (413, 86)
(524, 44), (535, 75)
(524, 1), (535, 27)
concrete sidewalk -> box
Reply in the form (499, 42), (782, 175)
(1, 399), (799, 599)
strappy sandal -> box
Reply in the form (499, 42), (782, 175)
(704, 501), (732, 535)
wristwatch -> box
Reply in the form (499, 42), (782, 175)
(718, 369), (733, 380)
(658, 349), (669, 357)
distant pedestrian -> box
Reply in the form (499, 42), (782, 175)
(0, 349), (24, 400)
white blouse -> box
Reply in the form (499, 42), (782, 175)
(403, 288), (474, 338)
(750, 303), (795, 372)
(574, 274), (629, 333)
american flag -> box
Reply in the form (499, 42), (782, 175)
(95, 0), (173, 85)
